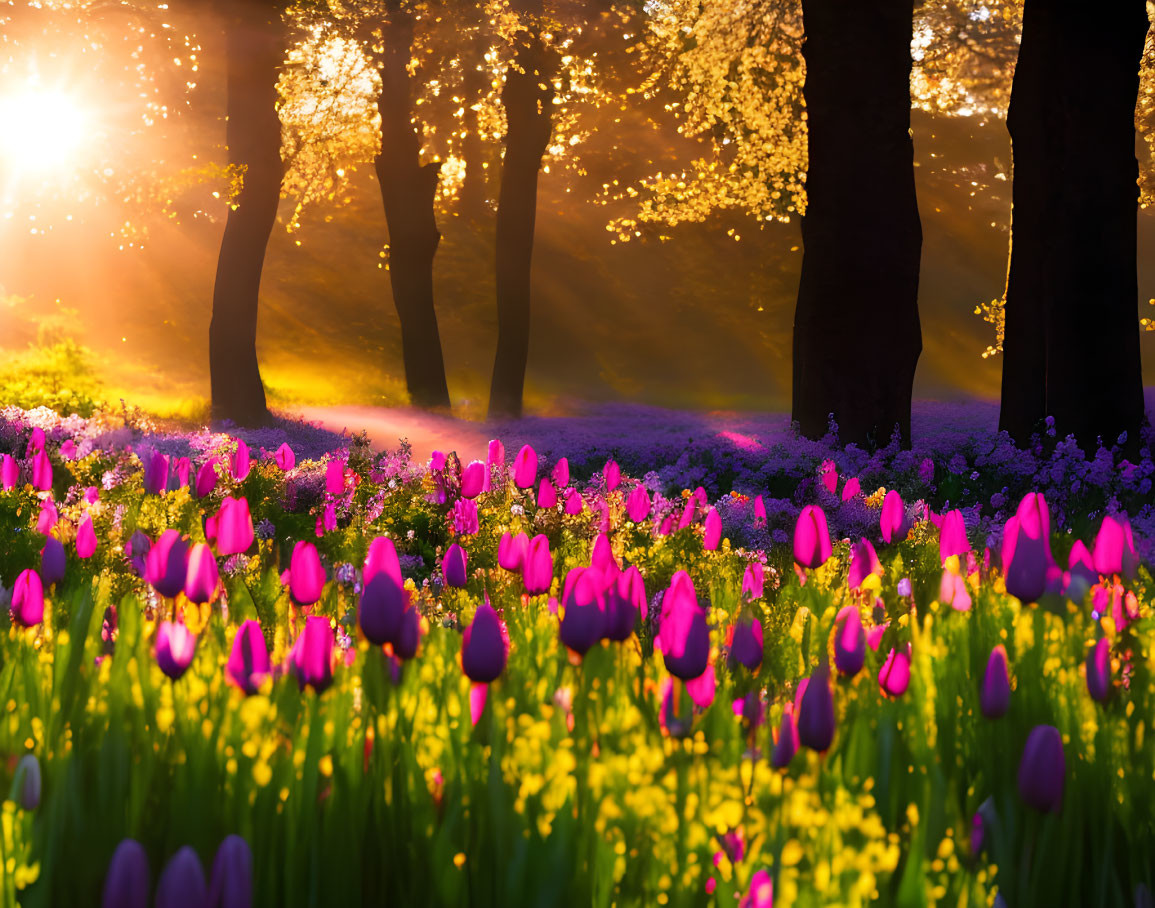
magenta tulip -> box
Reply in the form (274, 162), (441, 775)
(820, 460), (837, 494)
(1093, 514), (1137, 579)
(156, 847), (208, 908)
(981, 645), (1011, 718)
(31, 449), (52, 491)
(289, 541), (326, 605)
(0, 454), (18, 490)
(230, 440), (251, 481)
(589, 534), (620, 582)
(156, 621), (197, 680)
(728, 614), (763, 671)
(742, 562), (765, 601)
(102, 839), (150, 908)
(879, 645), (911, 697)
(522, 535), (552, 596)
(703, 508), (722, 551)
(1064, 540), (1098, 604)
(797, 665), (835, 751)
(657, 571), (709, 681)
(291, 616), (335, 693)
(146, 530), (190, 599)
(462, 602), (508, 683)
(1018, 724), (1065, 812)
(274, 443), (295, 471)
(559, 568), (606, 655)
(184, 543), (220, 605)
(215, 497), (254, 556)
(442, 543), (468, 588)
(793, 505), (832, 569)
(753, 494), (767, 525)
(513, 444), (537, 489)
(36, 498), (57, 536)
(498, 531), (529, 572)
(40, 537), (66, 587)
(604, 565), (644, 642)
(485, 439), (505, 491)
(361, 537), (406, 645)
(564, 489), (584, 515)
(551, 457), (569, 488)
(841, 477), (861, 501)
(939, 569), (972, 612)
(460, 461), (485, 498)
(739, 869), (774, 908)
(25, 427), (44, 456)
(847, 538), (881, 589)
(833, 606), (865, 677)
(76, 514), (97, 559)
(172, 457), (191, 490)
(604, 458), (621, 492)
(209, 834), (252, 908)
(1003, 493), (1051, 603)
(325, 459), (345, 496)
(626, 485), (651, 523)
(226, 620), (271, 695)
(11, 569), (44, 627)
(537, 477), (557, 509)
(194, 458), (219, 498)
(1086, 638), (1112, 702)
(939, 510), (970, 564)
(143, 450), (169, 496)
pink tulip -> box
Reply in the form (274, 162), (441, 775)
(172, 457), (191, 490)
(589, 534), (620, 581)
(215, 497), (254, 556)
(739, 869), (774, 908)
(325, 459), (345, 496)
(485, 439), (505, 491)
(741, 562), (764, 601)
(880, 490), (905, 543)
(498, 532), (529, 572)
(604, 459), (621, 492)
(274, 443), (296, 471)
(1, 454), (18, 490)
(185, 543), (220, 605)
(939, 510), (970, 564)
(558, 567), (606, 655)
(230, 440), (251, 481)
(833, 606), (865, 677)
(36, 498), (57, 536)
(156, 621), (197, 680)
(939, 569), (972, 612)
(146, 530), (190, 599)
(551, 457), (569, 488)
(361, 538), (407, 646)
(1064, 540), (1098, 604)
(753, 494), (767, 526)
(513, 445), (537, 490)
(1003, 493), (1052, 603)
(657, 571), (709, 681)
(626, 485), (651, 523)
(703, 508), (722, 551)
(522, 535), (553, 596)
(841, 477), (861, 501)
(31, 450), (52, 492)
(291, 615), (335, 692)
(793, 505), (832, 569)
(195, 458), (219, 498)
(289, 541), (326, 606)
(820, 460), (837, 494)
(226, 620), (271, 695)
(460, 461), (485, 498)
(1093, 514), (1137, 579)
(604, 565), (644, 642)
(11, 569), (44, 627)
(879, 645), (911, 697)
(847, 538), (881, 589)
(685, 662), (716, 708)
(537, 477), (557, 509)
(564, 489), (583, 515)
(76, 514), (97, 559)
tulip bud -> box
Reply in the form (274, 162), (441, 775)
(558, 568), (606, 655)
(753, 494), (768, 526)
(879, 645), (911, 697)
(143, 450), (169, 496)
(939, 510), (970, 564)
(156, 621), (197, 680)
(1003, 493), (1051, 604)
(604, 459), (621, 492)
(226, 620), (271, 695)
(1018, 724), (1065, 812)
(847, 538), (881, 590)
(394, 604), (421, 661)
(274, 443), (295, 471)
(739, 868), (774, 908)
(820, 460), (838, 494)
(536, 477), (557, 509)
(939, 569), (972, 612)
(31, 449), (52, 491)
(215, 497), (254, 556)
(11, 754), (40, 810)
(604, 565), (644, 642)
(626, 485), (651, 523)
(230, 440), (250, 482)
(102, 839), (150, 908)
(40, 537), (66, 587)
(1093, 514), (1138, 579)
(194, 458), (219, 498)
(442, 543), (468, 589)
(512, 444), (537, 489)
(797, 665), (835, 752)
(833, 606), (865, 677)
(325, 459), (345, 496)
(727, 614), (763, 671)
(0, 454), (17, 490)
(880, 490), (906, 544)
(522, 535), (552, 596)
(498, 531), (528, 572)
(36, 498), (57, 536)
(291, 616), (335, 693)
(75, 513), (97, 559)
(551, 457), (569, 488)
(11, 569), (45, 627)
(289, 541), (326, 606)
(770, 705), (799, 768)
(462, 602), (508, 683)
(156, 846), (208, 908)
(742, 562), (765, 601)
(126, 530), (151, 578)
(841, 477), (861, 501)
(361, 537), (406, 646)
(184, 543), (220, 605)
(564, 488), (584, 515)
(209, 834), (252, 908)
(703, 508), (722, 551)
(793, 505), (832, 569)
(1064, 540), (1098, 605)
(657, 571), (709, 681)
(1086, 637), (1112, 703)
(980, 645), (1011, 718)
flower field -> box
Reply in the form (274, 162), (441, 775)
(0, 404), (1152, 907)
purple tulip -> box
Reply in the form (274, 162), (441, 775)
(11, 570), (44, 627)
(551, 457), (569, 488)
(537, 477), (557, 509)
(793, 505), (832, 569)
(289, 541), (326, 606)
(879, 645), (911, 697)
(185, 543), (220, 605)
(143, 450), (169, 496)
(75, 514), (97, 559)
(847, 538), (881, 590)
(625, 485), (651, 523)
(559, 568), (606, 655)
(1064, 540), (1098, 604)
(0, 454), (18, 490)
(102, 839), (150, 908)
(1093, 514), (1137, 579)
(291, 616), (335, 693)
(361, 537), (406, 646)
(880, 491), (906, 544)
(394, 604), (421, 660)
(209, 834), (252, 908)
(770, 705), (799, 768)
(604, 565), (644, 642)
(156, 621), (197, 680)
(498, 532), (529, 572)
(462, 602), (508, 683)
(981, 645), (1011, 718)
(522, 535), (552, 596)
(156, 846), (208, 908)
(195, 458), (219, 498)
(513, 444), (537, 490)
(728, 614), (763, 671)
(742, 562), (765, 601)
(146, 530), (190, 599)
(703, 508), (722, 551)
(442, 543), (468, 588)
(1003, 493), (1051, 603)
(41, 537), (66, 587)
(604, 458), (621, 492)
(274, 443), (296, 471)
(797, 665), (835, 751)
(215, 497), (254, 556)
(171, 457), (191, 491)
(460, 461), (485, 499)
(833, 606), (865, 677)
(1086, 637), (1112, 702)
(31, 449), (52, 492)
(939, 510), (970, 565)
(126, 530), (151, 577)
(1018, 724), (1065, 812)
(230, 440), (251, 481)
(226, 620), (271, 695)
(657, 571), (709, 681)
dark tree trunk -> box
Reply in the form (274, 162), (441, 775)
(488, 3), (555, 420)
(1002, 0), (1147, 450)
(793, 0), (922, 447)
(209, 1), (284, 426)
(374, 3), (451, 410)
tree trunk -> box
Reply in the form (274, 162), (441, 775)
(488, 5), (554, 420)
(374, 4), (451, 410)
(1002, 0), (1146, 450)
(793, 0), (922, 447)
(209, 1), (284, 426)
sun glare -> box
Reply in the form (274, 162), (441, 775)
(0, 87), (90, 176)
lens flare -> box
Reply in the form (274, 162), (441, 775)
(0, 86), (90, 177)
